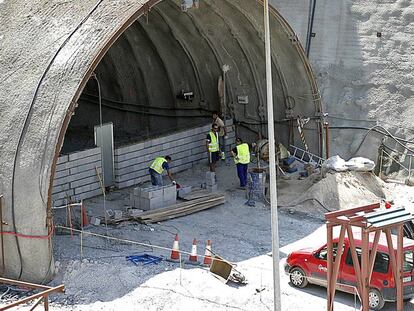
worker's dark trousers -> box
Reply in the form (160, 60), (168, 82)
(236, 163), (248, 187)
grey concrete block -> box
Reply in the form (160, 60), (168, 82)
(69, 161), (101, 175)
(68, 153), (101, 169)
(68, 147), (100, 162)
(52, 189), (74, 201)
(206, 171), (217, 186)
(57, 155), (68, 165)
(74, 183), (101, 195)
(67, 168), (100, 183)
(116, 144), (163, 163)
(54, 169), (70, 180)
(115, 169), (147, 183)
(178, 186), (192, 198)
(163, 184), (176, 202)
(115, 161), (148, 176)
(140, 196), (163, 211)
(70, 175), (99, 189)
(55, 162), (69, 172)
(73, 188), (103, 202)
(52, 183), (70, 195)
(207, 184), (218, 193)
(133, 187), (141, 196)
(140, 186), (163, 199)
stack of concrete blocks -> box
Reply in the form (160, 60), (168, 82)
(52, 121), (235, 205)
(131, 185), (176, 211)
(52, 147), (102, 207)
(206, 171), (218, 192)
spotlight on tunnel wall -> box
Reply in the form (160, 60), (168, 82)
(177, 90), (194, 101)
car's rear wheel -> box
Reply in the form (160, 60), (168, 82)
(369, 288), (385, 310)
(289, 267), (308, 288)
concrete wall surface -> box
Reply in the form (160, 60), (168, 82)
(272, 0), (414, 160)
(52, 121), (235, 206)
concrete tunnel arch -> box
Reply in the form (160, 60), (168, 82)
(0, 0), (323, 282)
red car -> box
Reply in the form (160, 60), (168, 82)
(284, 232), (414, 310)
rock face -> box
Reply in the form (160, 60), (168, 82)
(273, 0), (414, 160)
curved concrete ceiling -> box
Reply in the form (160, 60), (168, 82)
(0, 0), (322, 282)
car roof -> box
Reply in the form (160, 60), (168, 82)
(333, 230), (414, 252)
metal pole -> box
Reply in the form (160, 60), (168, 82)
(264, 1), (281, 310)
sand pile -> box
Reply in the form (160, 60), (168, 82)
(286, 171), (390, 213)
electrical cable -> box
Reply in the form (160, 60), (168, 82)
(81, 93), (212, 111)
(10, 0), (104, 280)
(83, 97), (211, 118)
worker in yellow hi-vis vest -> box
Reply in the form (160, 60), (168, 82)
(206, 124), (220, 172)
(149, 156), (175, 186)
(231, 138), (250, 188)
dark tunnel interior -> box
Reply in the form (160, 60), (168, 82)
(61, 0), (321, 155)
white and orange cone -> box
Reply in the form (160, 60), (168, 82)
(203, 240), (212, 266)
(170, 234), (180, 261)
(188, 238), (199, 263)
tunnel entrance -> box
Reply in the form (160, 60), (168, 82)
(0, 0), (323, 283)
(61, 0), (322, 156)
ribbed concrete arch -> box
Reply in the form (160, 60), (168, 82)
(0, 0), (322, 282)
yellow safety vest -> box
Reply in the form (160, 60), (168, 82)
(208, 131), (219, 152)
(150, 157), (167, 174)
(234, 143), (250, 164)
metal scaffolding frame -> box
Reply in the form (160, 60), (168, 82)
(325, 203), (413, 311)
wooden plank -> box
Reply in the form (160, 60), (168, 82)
(136, 194), (224, 217)
(141, 198), (225, 223)
(136, 195), (225, 220)
(137, 199), (224, 221)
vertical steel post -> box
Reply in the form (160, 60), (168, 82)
(327, 223), (333, 311)
(264, 1), (281, 310)
(397, 225), (403, 311)
(361, 228), (369, 311)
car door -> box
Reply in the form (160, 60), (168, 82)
(306, 244), (333, 287)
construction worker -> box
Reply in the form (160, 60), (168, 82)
(149, 156), (175, 186)
(231, 138), (250, 188)
(206, 124), (220, 172)
(212, 111), (227, 160)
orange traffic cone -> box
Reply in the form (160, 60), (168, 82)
(170, 234), (180, 260)
(203, 240), (212, 266)
(188, 238), (198, 263)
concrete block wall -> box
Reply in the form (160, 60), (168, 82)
(52, 147), (102, 206)
(114, 120), (235, 189)
(52, 121), (235, 204)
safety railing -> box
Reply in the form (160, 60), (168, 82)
(0, 277), (64, 310)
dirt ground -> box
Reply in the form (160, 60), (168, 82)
(3, 161), (414, 310)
